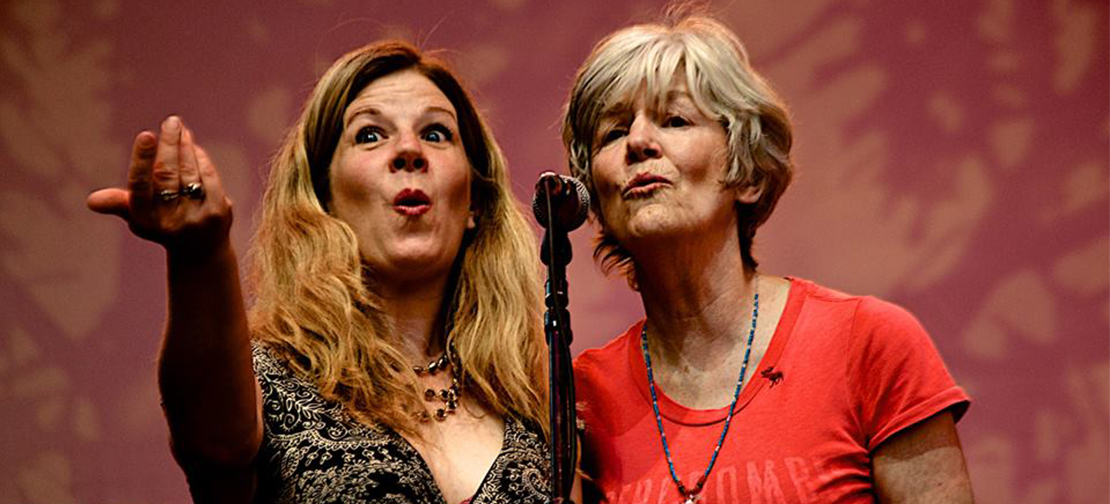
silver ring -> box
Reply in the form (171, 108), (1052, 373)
(158, 189), (180, 202)
(182, 182), (205, 200)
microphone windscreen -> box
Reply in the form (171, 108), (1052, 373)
(532, 173), (589, 231)
(565, 176), (590, 229)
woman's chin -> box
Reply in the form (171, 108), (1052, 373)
(365, 250), (458, 285)
(625, 213), (682, 240)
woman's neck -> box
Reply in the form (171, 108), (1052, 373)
(377, 275), (452, 363)
(633, 229), (758, 369)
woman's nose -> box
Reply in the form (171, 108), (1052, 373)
(626, 115), (661, 163)
(391, 154), (427, 171)
(391, 133), (427, 172)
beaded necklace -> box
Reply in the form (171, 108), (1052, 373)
(641, 277), (759, 504)
(413, 339), (461, 422)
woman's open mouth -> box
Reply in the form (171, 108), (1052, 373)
(393, 188), (432, 216)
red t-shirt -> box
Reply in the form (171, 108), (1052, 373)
(573, 278), (970, 503)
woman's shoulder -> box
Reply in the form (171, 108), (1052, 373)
(788, 277), (924, 330)
(572, 320), (642, 375)
(249, 340), (366, 431)
(250, 339), (284, 374)
(250, 339), (316, 392)
(250, 340), (312, 404)
(786, 279), (944, 376)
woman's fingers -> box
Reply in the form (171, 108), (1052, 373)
(179, 127), (206, 204)
(126, 130), (159, 218)
(87, 129), (158, 220)
(151, 116), (184, 209)
(193, 143), (226, 205)
(86, 187), (131, 218)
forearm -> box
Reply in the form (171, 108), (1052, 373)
(159, 242), (261, 469)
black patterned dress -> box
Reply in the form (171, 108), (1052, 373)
(251, 343), (551, 504)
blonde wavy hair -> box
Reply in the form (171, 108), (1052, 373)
(562, 9), (794, 277)
(248, 41), (547, 438)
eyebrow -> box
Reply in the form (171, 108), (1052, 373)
(344, 104), (458, 128)
(599, 89), (697, 117)
(597, 108), (627, 125)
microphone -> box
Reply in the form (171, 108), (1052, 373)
(532, 172), (589, 231)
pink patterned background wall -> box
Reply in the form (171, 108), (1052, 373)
(0, 0), (1106, 502)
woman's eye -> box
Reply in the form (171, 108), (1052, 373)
(599, 128), (627, 146)
(663, 116), (689, 128)
(422, 125), (453, 143)
(355, 127), (383, 144)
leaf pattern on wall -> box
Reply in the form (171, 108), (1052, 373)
(0, 0), (1104, 502)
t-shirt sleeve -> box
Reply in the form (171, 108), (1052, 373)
(847, 297), (970, 450)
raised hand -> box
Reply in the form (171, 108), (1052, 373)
(87, 116), (233, 260)
(87, 117), (262, 485)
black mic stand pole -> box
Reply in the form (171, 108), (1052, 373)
(541, 181), (578, 504)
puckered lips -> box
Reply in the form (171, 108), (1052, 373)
(393, 188), (431, 216)
(622, 172), (672, 198)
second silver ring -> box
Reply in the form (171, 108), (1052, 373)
(182, 182), (205, 200)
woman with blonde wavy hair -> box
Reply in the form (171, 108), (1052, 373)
(564, 10), (973, 504)
(87, 41), (551, 503)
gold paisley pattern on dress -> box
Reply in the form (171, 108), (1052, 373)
(252, 343), (551, 504)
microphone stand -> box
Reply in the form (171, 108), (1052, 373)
(541, 183), (578, 504)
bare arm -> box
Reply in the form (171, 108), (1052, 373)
(872, 410), (974, 503)
(88, 117), (262, 499)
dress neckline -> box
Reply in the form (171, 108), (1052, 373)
(390, 416), (513, 504)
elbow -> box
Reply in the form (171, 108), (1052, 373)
(169, 424), (263, 472)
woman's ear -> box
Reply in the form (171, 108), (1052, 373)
(467, 210), (477, 230)
(736, 183), (763, 204)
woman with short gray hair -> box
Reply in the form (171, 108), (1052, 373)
(566, 11), (973, 504)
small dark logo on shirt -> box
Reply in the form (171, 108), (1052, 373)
(761, 366), (784, 387)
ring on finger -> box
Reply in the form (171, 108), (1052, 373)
(182, 182), (205, 200)
(158, 189), (180, 202)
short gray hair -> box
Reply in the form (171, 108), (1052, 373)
(562, 12), (794, 277)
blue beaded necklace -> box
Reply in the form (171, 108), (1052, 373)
(641, 278), (759, 504)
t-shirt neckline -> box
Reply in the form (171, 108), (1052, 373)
(627, 276), (810, 426)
